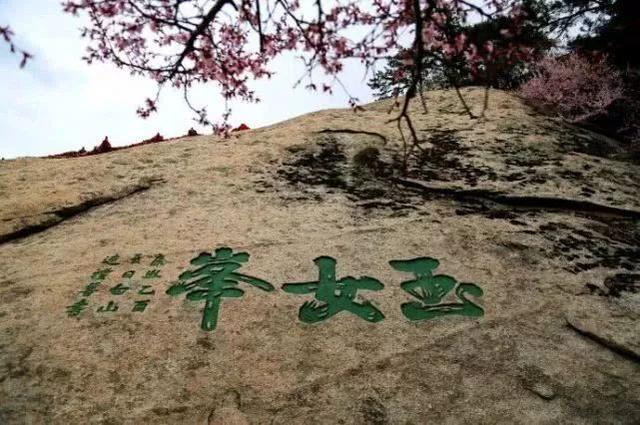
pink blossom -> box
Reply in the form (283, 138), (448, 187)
(519, 53), (624, 122)
(59, 0), (534, 129)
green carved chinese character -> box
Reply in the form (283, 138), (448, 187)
(138, 285), (155, 295)
(389, 257), (484, 321)
(110, 283), (130, 295)
(150, 254), (166, 267)
(80, 281), (101, 297)
(130, 253), (142, 264)
(143, 269), (161, 279)
(122, 270), (135, 279)
(97, 301), (119, 313)
(102, 255), (120, 266)
(91, 268), (112, 281)
(66, 299), (88, 317)
(133, 300), (151, 312)
(166, 247), (274, 331)
(282, 256), (385, 323)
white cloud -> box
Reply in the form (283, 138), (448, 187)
(0, 0), (376, 158)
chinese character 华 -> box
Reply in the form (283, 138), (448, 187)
(166, 247), (274, 331)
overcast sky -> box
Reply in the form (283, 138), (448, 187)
(0, 1), (377, 159)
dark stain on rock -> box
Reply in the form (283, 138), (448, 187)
(196, 336), (215, 350)
(277, 138), (349, 190)
(604, 273), (640, 296)
(360, 396), (389, 425)
(274, 137), (419, 213)
(152, 405), (188, 416)
(587, 273), (640, 297)
(558, 132), (624, 159)
(0, 286), (33, 303)
(537, 220), (639, 274)
(397, 129), (499, 187)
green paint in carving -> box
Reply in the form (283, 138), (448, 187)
(389, 257), (484, 321)
(150, 254), (166, 267)
(80, 281), (101, 297)
(103, 255), (120, 266)
(166, 247), (275, 331)
(122, 270), (135, 279)
(133, 300), (151, 312)
(143, 269), (161, 279)
(110, 283), (131, 295)
(282, 256), (385, 323)
(138, 285), (155, 295)
(130, 253), (142, 264)
(97, 300), (119, 313)
(66, 298), (88, 317)
(91, 268), (112, 281)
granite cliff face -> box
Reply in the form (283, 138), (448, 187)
(1, 88), (639, 424)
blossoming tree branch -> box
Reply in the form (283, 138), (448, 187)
(56, 1), (538, 137)
(0, 25), (32, 68)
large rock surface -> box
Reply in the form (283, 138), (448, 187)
(1, 88), (639, 424)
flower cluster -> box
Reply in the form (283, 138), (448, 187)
(62, 0), (533, 132)
(519, 53), (624, 122)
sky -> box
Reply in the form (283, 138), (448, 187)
(0, 1), (377, 159)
